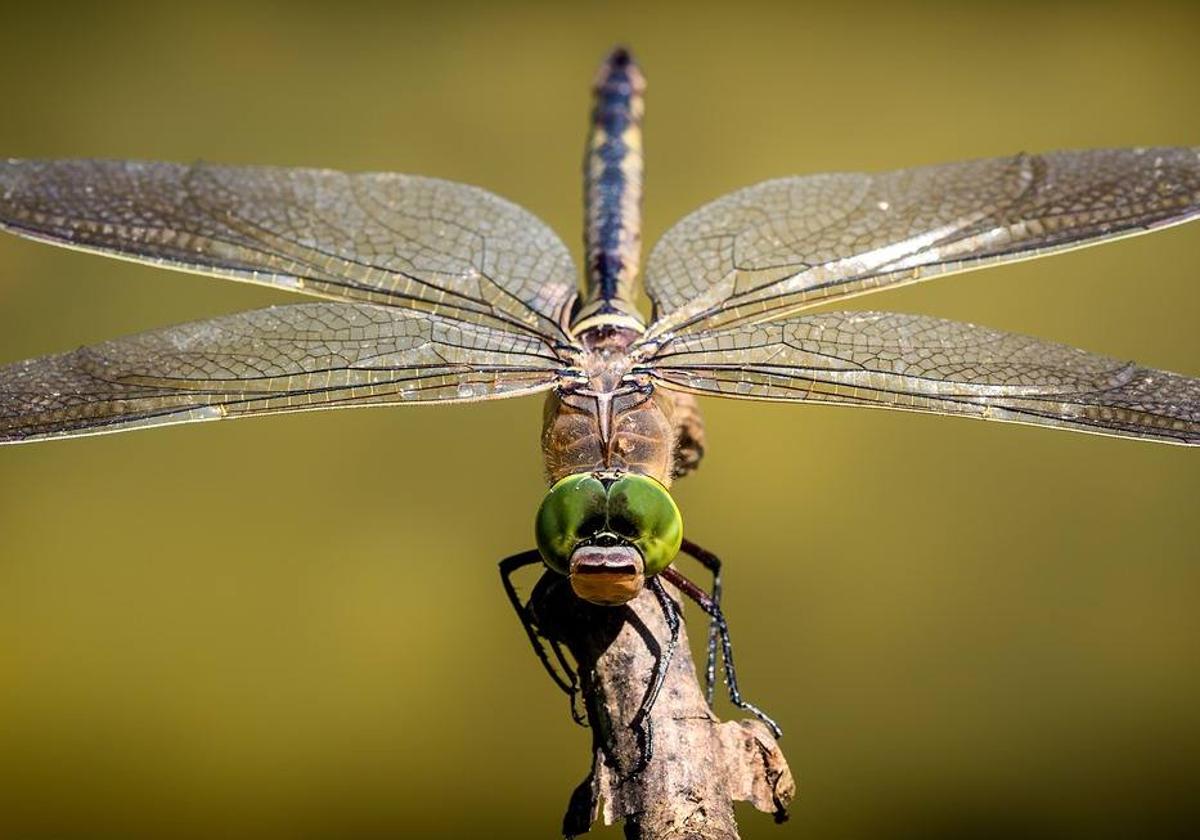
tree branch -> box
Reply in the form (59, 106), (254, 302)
(529, 572), (795, 839)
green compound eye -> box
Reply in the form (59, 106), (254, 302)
(535, 473), (608, 574)
(606, 474), (683, 576)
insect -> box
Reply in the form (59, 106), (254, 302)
(1, 47), (1197, 767)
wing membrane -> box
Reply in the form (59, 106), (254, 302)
(645, 148), (1200, 337)
(0, 303), (562, 443)
(0, 159), (578, 341)
(643, 311), (1200, 444)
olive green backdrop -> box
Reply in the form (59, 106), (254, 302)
(1, 1), (1198, 837)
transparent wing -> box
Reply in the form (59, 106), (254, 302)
(642, 311), (1200, 445)
(645, 148), (1200, 337)
(0, 159), (578, 342)
(0, 303), (563, 444)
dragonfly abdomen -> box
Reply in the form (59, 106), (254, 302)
(574, 47), (646, 335)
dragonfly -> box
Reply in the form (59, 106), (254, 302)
(1, 47), (1198, 765)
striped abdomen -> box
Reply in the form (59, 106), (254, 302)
(575, 47), (646, 334)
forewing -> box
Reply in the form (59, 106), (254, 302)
(645, 148), (1200, 337)
(0, 303), (562, 443)
(643, 311), (1200, 445)
(0, 159), (578, 341)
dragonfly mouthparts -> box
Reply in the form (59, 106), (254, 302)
(569, 543), (646, 606)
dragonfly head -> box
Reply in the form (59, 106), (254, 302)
(535, 472), (682, 606)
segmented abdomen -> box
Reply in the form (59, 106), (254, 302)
(576, 47), (646, 331)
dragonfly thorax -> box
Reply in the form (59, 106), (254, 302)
(542, 371), (678, 491)
(543, 321), (681, 485)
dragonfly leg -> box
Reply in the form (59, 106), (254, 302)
(627, 576), (681, 777)
(661, 566), (783, 738)
(679, 537), (722, 707)
(499, 550), (587, 726)
(670, 391), (706, 480)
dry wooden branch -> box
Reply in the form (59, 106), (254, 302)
(529, 573), (795, 839)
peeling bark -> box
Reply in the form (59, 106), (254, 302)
(529, 572), (795, 839)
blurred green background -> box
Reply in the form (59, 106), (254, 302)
(1, 1), (1198, 837)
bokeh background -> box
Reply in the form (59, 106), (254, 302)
(1, 1), (1198, 837)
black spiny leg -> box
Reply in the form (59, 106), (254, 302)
(499, 551), (586, 725)
(661, 566), (783, 738)
(627, 576), (681, 777)
(680, 538), (722, 706)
